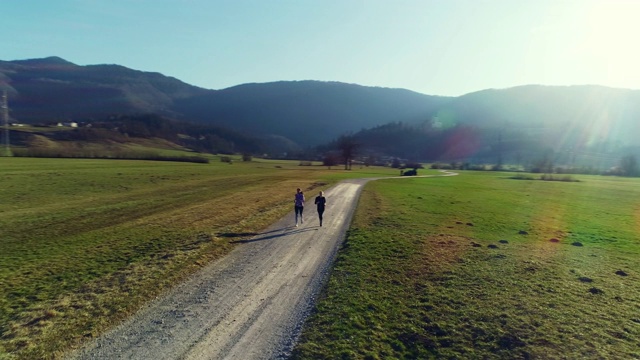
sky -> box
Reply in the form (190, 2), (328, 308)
(4, 0), (640, 96)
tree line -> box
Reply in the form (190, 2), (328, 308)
(54, 114), (298, 157)
(15, 113), (640, 176)
(317, 122), (640, 176)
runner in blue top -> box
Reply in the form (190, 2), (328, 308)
(294, 188), (305, 227)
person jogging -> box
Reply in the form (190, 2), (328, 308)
(314, 191), (326, 227)
(294, 188), (305, 227)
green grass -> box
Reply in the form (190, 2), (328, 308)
(292, 171), (640, 359)
(0, 157), (402, 359)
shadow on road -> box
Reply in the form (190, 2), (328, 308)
(218, 231), (260, 238)
(218, 228), (286, 238)
(228, 227), (318, 244)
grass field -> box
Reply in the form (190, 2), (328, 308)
(291, 171), (640, 359)
(0, 156), (402, 359)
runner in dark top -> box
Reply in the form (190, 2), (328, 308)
(314, 191), (326, 227)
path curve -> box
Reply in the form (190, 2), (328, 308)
(67, 171), (456, 360)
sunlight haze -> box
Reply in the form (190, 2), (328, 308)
(4, 0), (640, 96)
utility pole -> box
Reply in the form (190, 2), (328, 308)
(1, 90), (10, 156)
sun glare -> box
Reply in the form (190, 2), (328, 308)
(581, 1), (640, 86)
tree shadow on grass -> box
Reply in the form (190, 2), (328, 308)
(223, 227), (318, 244)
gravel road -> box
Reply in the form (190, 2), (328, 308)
(67, 173), (455, 360)
(67, 179), (369, 360)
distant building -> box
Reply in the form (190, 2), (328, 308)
(57, 121), (78, 127)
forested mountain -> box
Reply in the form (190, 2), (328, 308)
(441, 85), (640, 146)
(0, 57), (207, 121)
(172, 81), (450, 146)
(0, 57), (450, 147)
(422, 85), (640, 168)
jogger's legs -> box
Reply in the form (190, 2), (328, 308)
(295, 206), (303, 225)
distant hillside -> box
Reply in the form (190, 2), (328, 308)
(0, 56), (207, 121)
(8, 114), (301, 159)
(0, 57), (451, 146)
(439, 85), (640, 147)
(173, 81), (450, 146)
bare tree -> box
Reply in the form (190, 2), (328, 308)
(620, 154), (639, 177)
(322, 151), (340, 169)
(336, 135), (358, 170)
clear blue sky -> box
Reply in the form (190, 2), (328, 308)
(4, 0), (640, 96)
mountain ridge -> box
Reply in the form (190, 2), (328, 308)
(2, 57), (640, 152)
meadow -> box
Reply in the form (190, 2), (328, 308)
(292, 171), (640, 359)
(0, 156), (401, 359)
(4, 157), (639, 359)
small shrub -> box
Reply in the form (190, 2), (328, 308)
(404, 162), (424, 170)
(540, 174), (580, 182)
(469, 164), (488, 171)
(561, 175), (579, 182)
(510, 174), (535, 180)
(431, 163), (453, 170)
(220, 156), (232, 163)
(11, 148), (209, 163)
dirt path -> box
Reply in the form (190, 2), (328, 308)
(68, 172), (455, 360)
